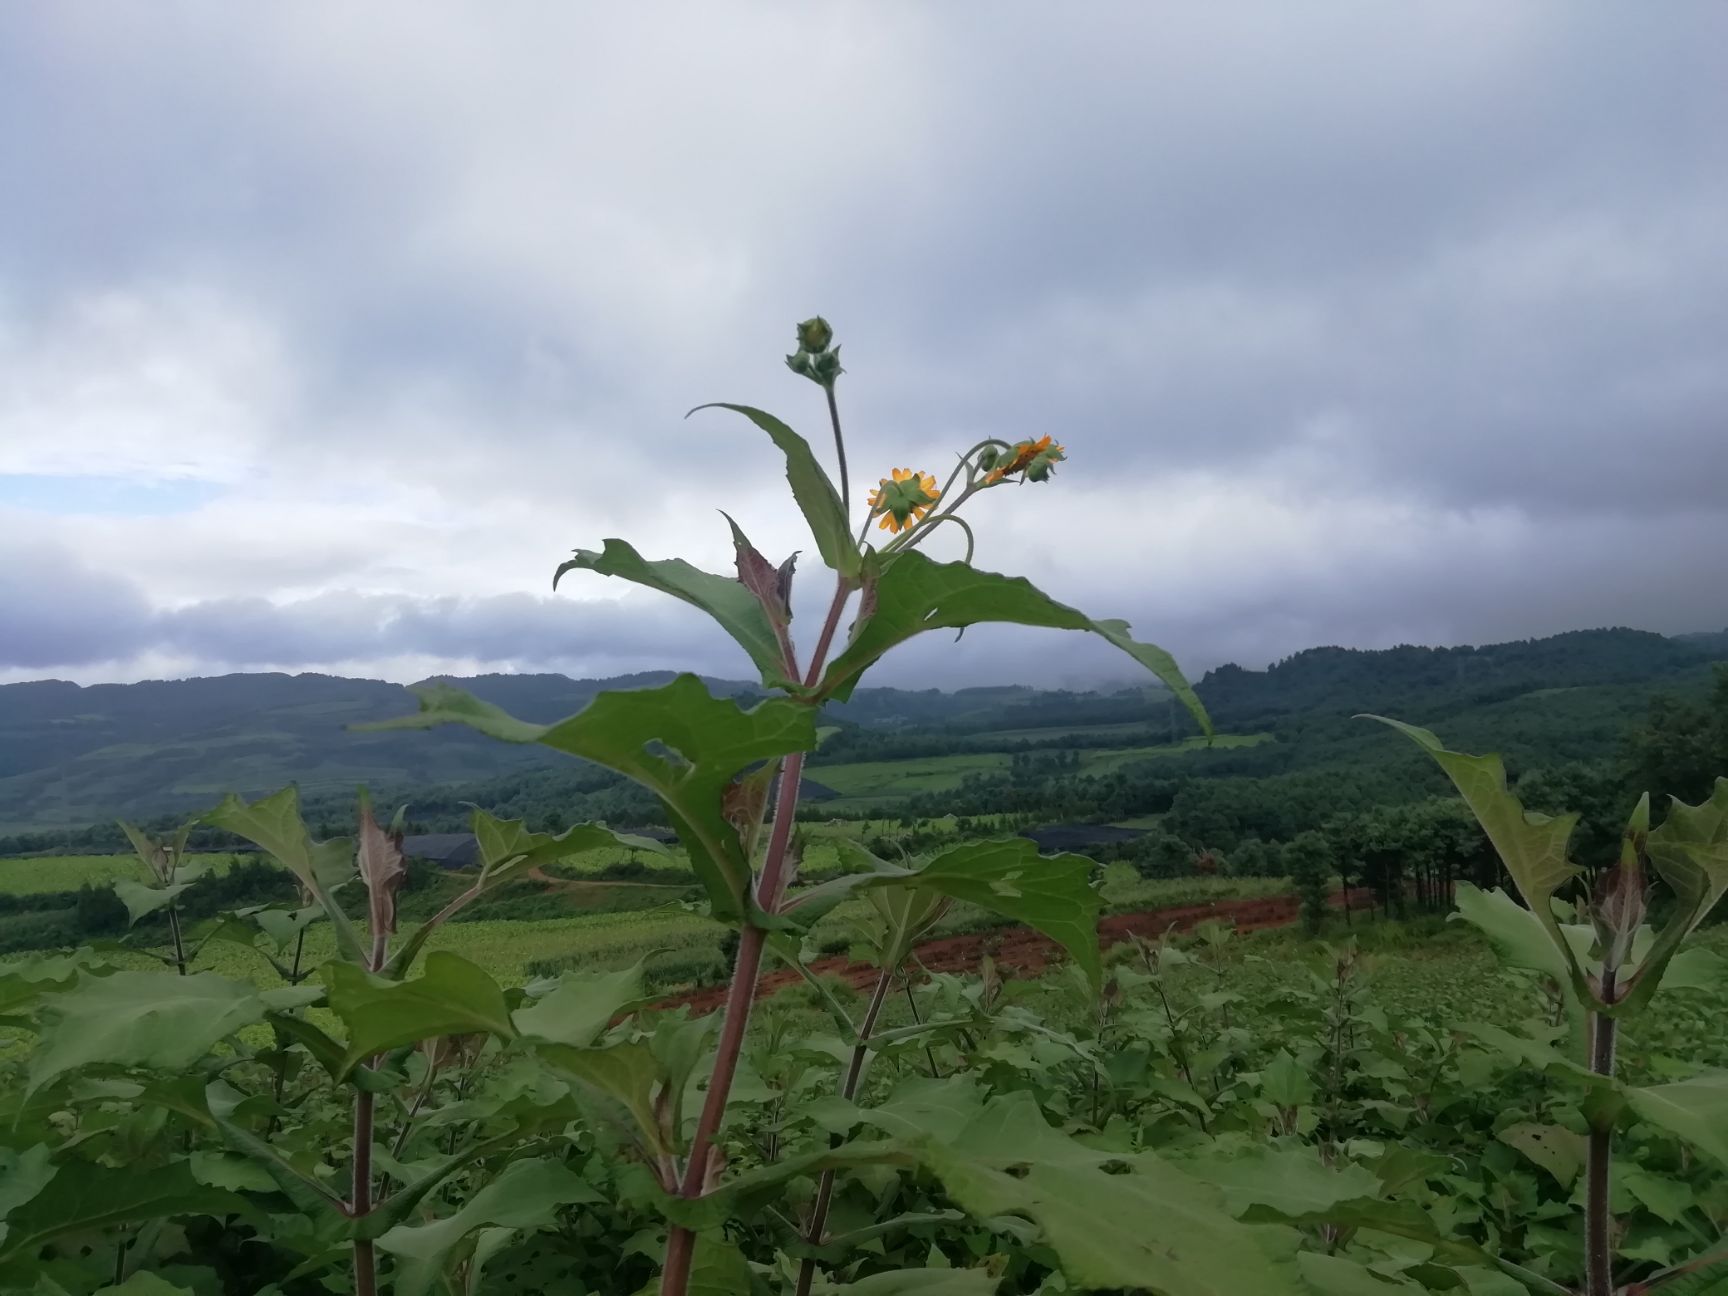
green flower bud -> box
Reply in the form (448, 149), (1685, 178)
(810, 347), (844, 384)
(785, 350), (815, 378)
(796, 316), (834, 352)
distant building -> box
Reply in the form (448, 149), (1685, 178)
(1019, 823), (1146, 854)
(402, 833), (481, 870)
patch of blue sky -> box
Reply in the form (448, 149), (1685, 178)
(0, 474), (222, 516)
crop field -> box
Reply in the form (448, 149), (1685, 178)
(812, 732), (1272, 801)
(0, 851), (243, 895)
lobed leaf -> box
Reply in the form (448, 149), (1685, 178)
(375, 1156), (601, 1296)
(27, 970), (318, 1097)
(556, 537), (793, 686)
(206, 787), (366, 965)
(693, 402), (861, 580)
(369, 674), (817, 921)
(787, 836), (1104, 991)
(815, 552), (1208, 734)
(323, 951), (516, 1078)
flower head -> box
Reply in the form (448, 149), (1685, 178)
(868, 468), (941, 533)
(984, 435), (1066, 484)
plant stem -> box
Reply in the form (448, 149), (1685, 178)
(166, 904), (188, 976)
(1585, 970), (1620, 1296)
(904, 981), (941, 1078)
(662, 760), (803, 1294)
(351, 925), (389, 1296)
(794, 966), (897, 1296)
(803, 583), (853, 692)
(825, 384), (850, 513)
(352, 1086), (377, 1296)
(662, 563), (856, 1296)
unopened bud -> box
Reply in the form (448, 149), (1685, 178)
(796, 315), (834, 352)
(810, 346), (844, 384)
(1592, 860), (1647, 978)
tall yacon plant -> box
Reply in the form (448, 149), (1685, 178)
(373, 316), (1211, 1294)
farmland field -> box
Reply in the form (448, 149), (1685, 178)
(0, 851), (243, 895)
(812, 731), (1271, 802)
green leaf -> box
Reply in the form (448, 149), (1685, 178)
(252, 904), (324, 954)
(788, 837), (1104, 991)
(0, 1146), (56, 1249)
(851, 1092), (1304, 1294)
(383, 811), (668, 976)
(324, 952), (515, 1078)
(205, 787), (365, 965)
(815, 552), (1208, 734)
(375, 1157), (599, 1296)
(1294, 1253), (1421, 1294)
(112, 879), (196, 927)
(555, 537), (792, 686)
(1629, 778), (1728, 1011)
(920, 1142), (1302, 1294)
(0, 1157), (245, 1265)
(473, 810), (670, 880)
(94, 1276), (197, 1296)
(1451, 884), (1569, 983)
(536, 1040), (670, 1157)
(514, 958), (651, 1047)
(827, 1271), (999, 1294)
(1496, 1123), (1587, 1188)
(1363, 717), (1586, 998)
(693, 402), (861, 579)
(27, 971), (319, 1096)
(1626, 1072), (1728, 1168)
(369, 675), (817, 921)
(188, 1151), (279, 1194)
(684, 1233), (758, 1296)
(1183, 1143), (1381, 1217)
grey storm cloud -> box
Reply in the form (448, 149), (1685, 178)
(1, 3), (1725, 686)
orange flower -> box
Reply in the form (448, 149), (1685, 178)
(985, 435), (1065, 484)
(867, 468), (941, 533)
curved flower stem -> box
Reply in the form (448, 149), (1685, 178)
(825, 384), (850, 515)
(794, 965), (898, 1296)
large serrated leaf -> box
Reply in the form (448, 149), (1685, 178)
(1627, 778), (1728, 1012)
(368, 675), (817, 921)
(555, 537), (791, 686)
(789, 837), (1103, 992)
(206, 787), (366, 965)
(514, 958), (650, 1047)
(815, 552), (1207, 734)
(112, 878), (195, 927)
(0, 1157), (246, 1265)
(27, 971), (318, 1097)
(323, 951), (515, 1078)
(693, 402), (860, 579)
(1625, 1072), (1728, 1168)
(375, 1157), (600, 1296)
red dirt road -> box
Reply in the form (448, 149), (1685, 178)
(658, 891), (1350, 1016)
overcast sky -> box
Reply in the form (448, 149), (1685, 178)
(3, 4), (1725, 693)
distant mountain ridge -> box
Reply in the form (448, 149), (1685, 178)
(0, 626), (1720, 834)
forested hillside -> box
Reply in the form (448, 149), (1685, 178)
(2, 626), (1721, 853)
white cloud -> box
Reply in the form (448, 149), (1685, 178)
(1, 2), (1725, 687)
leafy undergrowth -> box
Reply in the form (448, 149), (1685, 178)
(6, 914), (1727, 1294)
